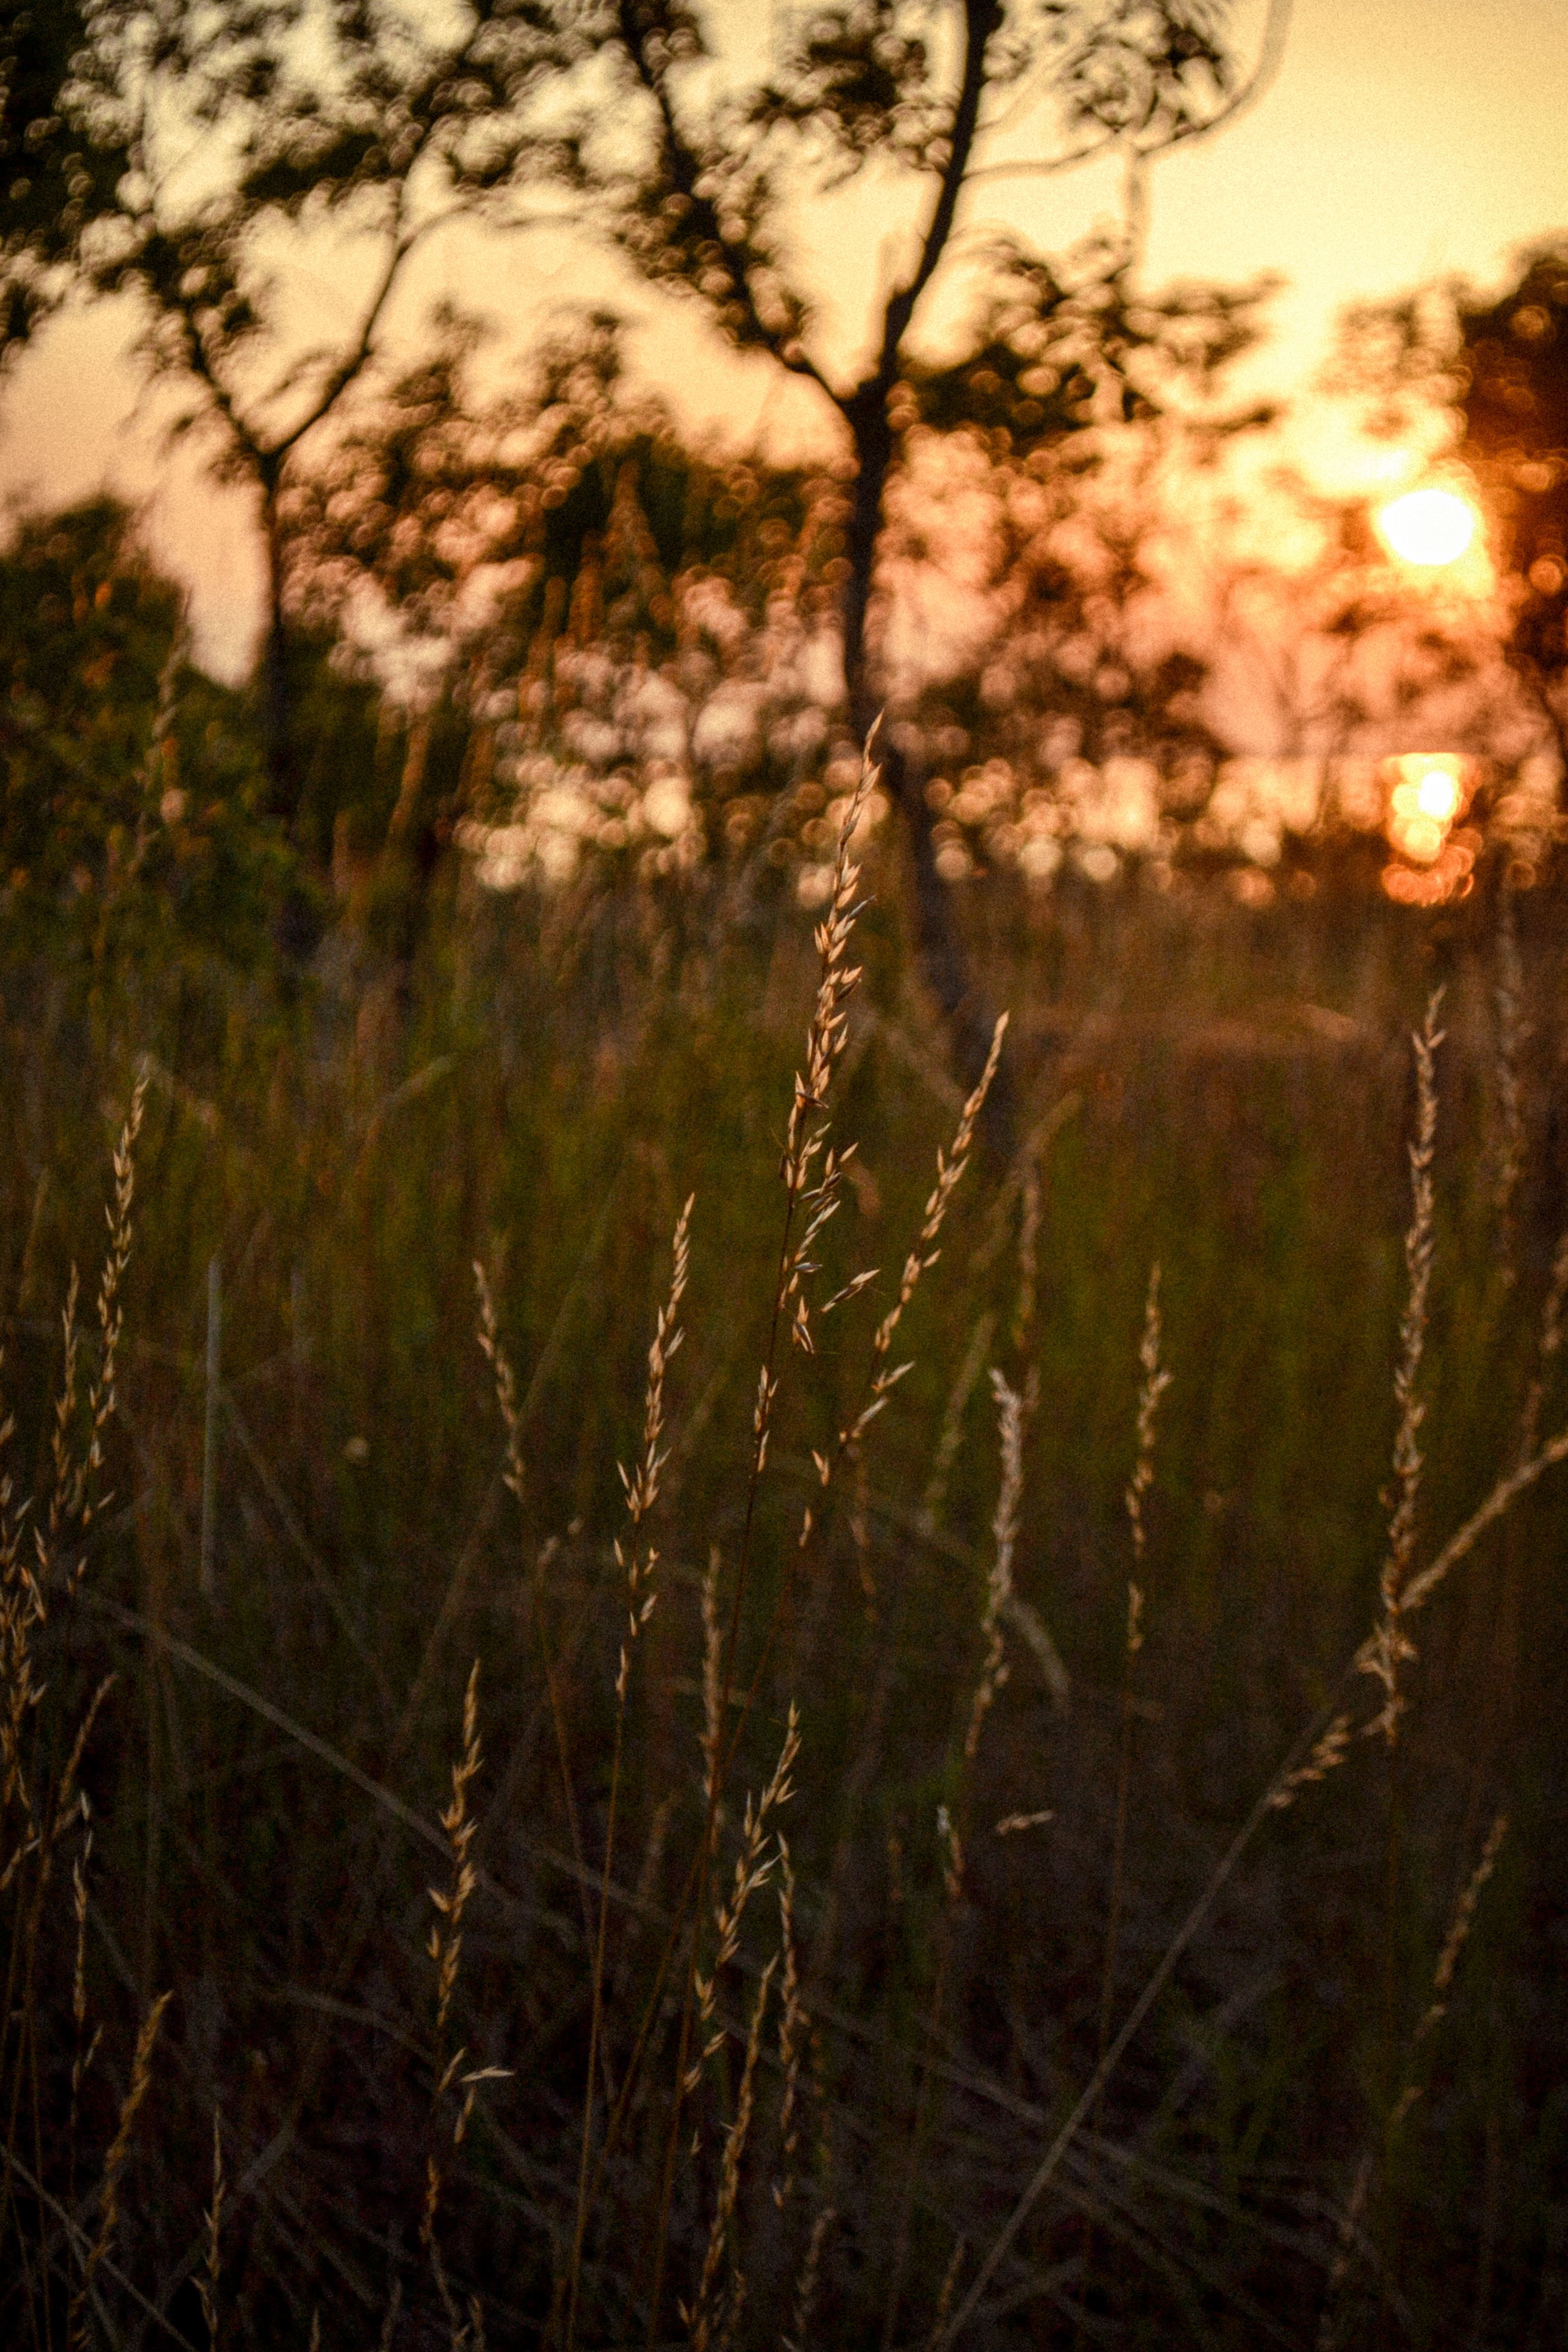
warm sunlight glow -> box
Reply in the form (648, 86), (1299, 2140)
(1383, 755), (1479, 903)
(1414, 766), (1462, 822)
(1375, 487), (1479, 569)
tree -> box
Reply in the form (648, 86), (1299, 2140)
(1453, 241), (1568, 785)
(571, 0), (1288, 1110)
(11, 0), (577, 829)
(0, 494), (303, 969)
(285, 305), (1291, 922)
(1329, 240), (1568, 813)
(286, 310), (849, 693)
(0, 496), (182, 908)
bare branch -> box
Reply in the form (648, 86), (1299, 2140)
(873, 0), (1002, 387)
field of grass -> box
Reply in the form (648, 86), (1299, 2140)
(4, 792), (1567, 2349)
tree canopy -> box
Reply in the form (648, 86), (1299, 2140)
(2, 0), (581, 819)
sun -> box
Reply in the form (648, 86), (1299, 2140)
(1375, 487), (1479, 569)
(1413, 765), (1461, 822)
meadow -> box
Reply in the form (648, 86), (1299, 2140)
(3, 776), (1567, 2351)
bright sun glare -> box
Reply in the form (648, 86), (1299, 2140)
(1375, 487), (1479, 568)
(1414, 766), (1461, 822)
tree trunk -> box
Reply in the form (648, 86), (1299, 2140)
(842, 388), (1017, 1159)
(260, 471), (296, 827)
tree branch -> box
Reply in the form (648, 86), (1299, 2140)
(266, 188), (425, 460)
(964, 126), (1119, 186)
(1149, 0), (1293, 160)
(967, 0), (1292, 187)
(872, 0), (1001, 388)
(165, 275), (263, 471)
(616, 5), (843, 412)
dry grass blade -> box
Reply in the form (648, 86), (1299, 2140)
(646, 739), (879, 2343)
(421, 1663), (511, 2347)
(68, 1062), (150, 1548)
(687, 1955), (777, 2352)
(783, 2203), (836, 2352)
(1413, 1810), (1508, 2048)
(429, 1661), (482, 2054)
(1124, 1263), (1172, 1586)
(423, 1660), (483, 2255)
(700, 1548), (723, 1811)
(1083, 1262), (1175, 2308)
(772, 1838), (806, 2211)
(851, 1013), (1009, 1456)
(1381, 1425), (1568, 1627)
(691, 1710), (799, 2092)
(1363, 991), (1443, 1746)
(200, 2108), (225, 2352)
(68, 1988), (172, 2350)
(964, 1369), (1031, 1763)
(1266, 1716), (1353, 1812)
(473, 1261), (525, 1504)
(0, 1472), (44, 1829)
(923, 2238), (967, 2352)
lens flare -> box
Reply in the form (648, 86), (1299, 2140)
(1376, 488), (1478, 568)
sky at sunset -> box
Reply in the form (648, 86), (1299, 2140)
(1, 0), (1563, 677)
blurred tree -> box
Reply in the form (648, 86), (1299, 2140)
(1453, 242), (1568, 784)
(0, 0), (129, 356)
(7, 0), (578, 832)
(0, 497), (181, 904)
(894, 420), (1234, 854)
(286, 310), (847, 662)
(0, 495), (303, 969)
(571, 0), (1287, 1112)
(1330, 240), (1568, 810)
(283, 301), (1301, 925)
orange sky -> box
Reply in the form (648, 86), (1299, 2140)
(1, 0), (1563, 677)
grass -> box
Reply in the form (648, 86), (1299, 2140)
(2, 789), (1567, 2349)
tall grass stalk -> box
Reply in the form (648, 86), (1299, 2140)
(0, 1070), (146, 2313)
(884, 1362), (1031, 2351)
(643, 747), (875, 2340)
(66, 1988), (171, 2351)
(1369, 993), (1444, 2336)
(1079, 1262), (1170, 2336)
(565, 1196), (691, 2352)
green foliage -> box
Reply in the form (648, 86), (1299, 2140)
(0, 495), (301, 973)
(0, 497), (180, 899)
